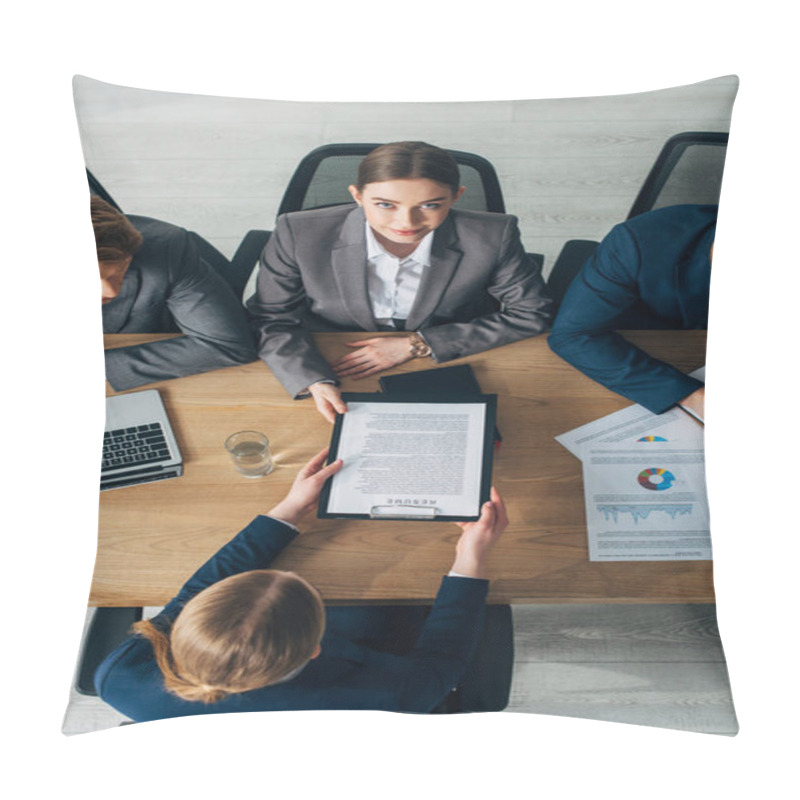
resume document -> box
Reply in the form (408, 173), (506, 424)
(325, 400), (488, 519)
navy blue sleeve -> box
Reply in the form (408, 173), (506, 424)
(157, 516), (298, 624)
(94, 516), (297, 705)
(548, 223), (703, 414)
(393, 576), (489, 712)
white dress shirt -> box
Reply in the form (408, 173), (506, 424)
(302, 225), (434, 393)
(365, 224), (434, 324)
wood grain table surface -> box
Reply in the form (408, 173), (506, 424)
(94, 331), (711, 607)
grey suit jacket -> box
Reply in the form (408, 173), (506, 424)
(246, 205), (552, 397)
(103, 216), (257, 391)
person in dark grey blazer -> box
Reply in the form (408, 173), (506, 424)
(93, 196), (257, 391)
(247, 142), (552, 421)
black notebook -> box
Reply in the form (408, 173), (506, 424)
(379, 364), (502, 444)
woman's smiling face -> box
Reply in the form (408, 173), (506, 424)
(349, 178), (464, 251)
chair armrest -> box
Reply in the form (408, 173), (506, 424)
(527, 252), (544, 272)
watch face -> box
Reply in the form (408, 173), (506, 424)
(409, 334), (431, 358)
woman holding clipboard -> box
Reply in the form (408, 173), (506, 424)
(94, 450), (512, 721)
(247, 141), (552, 422)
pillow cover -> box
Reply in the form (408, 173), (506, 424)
(65, 75), (738, 735)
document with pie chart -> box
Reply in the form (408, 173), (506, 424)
(581, 439), (711, 561)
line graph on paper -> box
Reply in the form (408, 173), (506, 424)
(596, 504), (694, 524)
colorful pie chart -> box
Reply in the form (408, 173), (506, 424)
(637, 436), (667, 442)
(637, 467), (675, 491)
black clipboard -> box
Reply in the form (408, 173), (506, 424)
(318, 392), (497, 522)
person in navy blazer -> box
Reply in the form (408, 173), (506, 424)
(94, 450), (511, 722)
(548, 204), (716, 417)
(94, 196), (257, 391)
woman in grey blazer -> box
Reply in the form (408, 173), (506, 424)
(247, 141), (552, 421)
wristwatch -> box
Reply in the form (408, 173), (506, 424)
(408, 332), (432, 359)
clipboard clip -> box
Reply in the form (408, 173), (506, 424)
(369, 504), (438, 520)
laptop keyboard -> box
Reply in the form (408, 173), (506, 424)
(102, 423), (172, 472)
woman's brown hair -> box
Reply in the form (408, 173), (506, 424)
(90, 195), (143, 263)
(355, 141), (461, 194)
(133, 570), (325, 704)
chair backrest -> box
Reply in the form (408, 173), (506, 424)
(627, 131), (729, 219)
(87, 168), (123, 210)
(547, 131), (728, 311)
(277, 143), (506, 216)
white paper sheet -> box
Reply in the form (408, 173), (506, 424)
(556, 367), (706, 460)
(581, 439), (712, 561)
(326, 401), (487, 518)
(556, 368), (710, 561)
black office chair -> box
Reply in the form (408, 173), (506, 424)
(87, 169), (122, 211)
(85, 169), (248, 299)
(278, 142), (507, 215)
(231, 142), (543, 297)
(545, 131), (729, 311)
(75, 607), (143, 696)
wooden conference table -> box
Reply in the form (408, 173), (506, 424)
(94, 331), (711, 607)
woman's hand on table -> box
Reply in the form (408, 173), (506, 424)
(332, 336), (413, 380)
(678, 386), (705, 423)
(450, 488), (509, 579)
(308, 382), (348, 424)
(267, 448), (343, 527)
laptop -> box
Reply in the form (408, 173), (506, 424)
(101, 389), (184, 491)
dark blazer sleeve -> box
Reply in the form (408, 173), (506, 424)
(420, 216), (553, 362)
(104, 230), (258, 391)
(547, 222), (703, 414)
(391, 575), (488, 712)
(152, 516), (297, 625)
(245, 215), (339, 398)
(94, 516), (297, 705)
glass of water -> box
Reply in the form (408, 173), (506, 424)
(224, 431), (274, 478)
